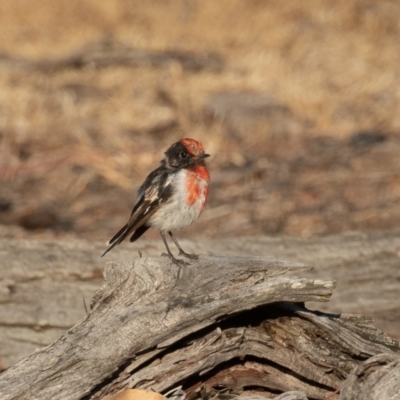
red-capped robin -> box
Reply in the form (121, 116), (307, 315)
(102, 138), (210, 264)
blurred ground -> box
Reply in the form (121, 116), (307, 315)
(0, 0), (400, 242)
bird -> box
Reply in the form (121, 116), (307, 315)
(102, 138), (210, 264)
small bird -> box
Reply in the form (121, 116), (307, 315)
(102, 138), (210, 264)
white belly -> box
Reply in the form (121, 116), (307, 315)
(149, 169), (208, 232)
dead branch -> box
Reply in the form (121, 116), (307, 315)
(0, 255), (397, 400)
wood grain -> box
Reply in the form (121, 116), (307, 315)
(1, 230), (400, 369)
(0, 255), (336, 399)
(1, 234), (399, 399)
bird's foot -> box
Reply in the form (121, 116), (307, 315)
(179, 251), (199, 260)
(161, 252), (189, 266)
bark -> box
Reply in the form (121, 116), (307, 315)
(0, 255), (397, 400)
(237, 393), (308, 400)
(1, 230), (400, 370)
(340, 353), (400, 400)
(1, 230), (400, 369)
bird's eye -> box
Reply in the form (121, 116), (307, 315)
(180, 152), (187, 158)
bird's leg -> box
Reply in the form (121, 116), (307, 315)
(160, 231), (188, 266)
(168, 231), (199, 260)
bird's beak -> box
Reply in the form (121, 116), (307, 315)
(201, 153), (210, 159)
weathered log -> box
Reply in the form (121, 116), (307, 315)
(340, 353), (400, 400)
(93, 303), (396, 400)
(237, 393), (308, 400)
(0, 255), (397, 400)
(0, 255), (332, 399)
(1, 229), (400, 369)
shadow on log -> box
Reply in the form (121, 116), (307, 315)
(0, 255), (398, 400)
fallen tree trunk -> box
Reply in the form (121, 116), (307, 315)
(340, 353), (400, 400)
(2, 230), (400, 369)
(0, 256), (397, 400)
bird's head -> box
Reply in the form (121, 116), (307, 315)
(163, 138), (210, 169)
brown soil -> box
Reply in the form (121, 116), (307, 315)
(0, 0), (400, 243)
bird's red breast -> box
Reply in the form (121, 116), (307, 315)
(186, 164), (210, 210)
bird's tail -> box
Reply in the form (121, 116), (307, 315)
(101, 224), (150, 257)
(129, 224), (149, 243)
(101, 224), (130, 257)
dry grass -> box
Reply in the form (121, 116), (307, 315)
(0, 0), (400, 241)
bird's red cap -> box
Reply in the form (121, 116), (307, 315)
(180, 138), (205, 156)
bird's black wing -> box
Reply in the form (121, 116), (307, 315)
(101, 167), (175, 257)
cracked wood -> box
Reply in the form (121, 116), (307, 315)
(0, 255), (333, 400)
